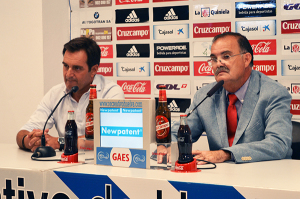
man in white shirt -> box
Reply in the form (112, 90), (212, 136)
(16, 37), (124, 152)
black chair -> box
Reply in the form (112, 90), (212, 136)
(292, 121), (300, 159)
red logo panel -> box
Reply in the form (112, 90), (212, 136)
(194, 61), (214, 76)
(97, 63), (113, 76)
(281, 20), (300, 34)
(99, 45), (113, 58)
(154, 62), (190, 76)
(253, 60), (277, 76)
(193, 22), (231, 38)
(116, 0), (149, 5)
(291, 100), (300, 115)
(117, 80), (151, 94)
(250, 39), (276, 55)
(117, 26), (150, 40)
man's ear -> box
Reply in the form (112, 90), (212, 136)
(244, 52), (252, 68)
(91, 64), (98, 77)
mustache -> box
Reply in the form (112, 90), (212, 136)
(215, 66), (229, 76)
(65, 77), (77, 81)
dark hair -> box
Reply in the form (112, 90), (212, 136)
(63, 37), (100, 71)
(212, 32), (253, 67)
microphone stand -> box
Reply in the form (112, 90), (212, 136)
(32, 86), (79, 158)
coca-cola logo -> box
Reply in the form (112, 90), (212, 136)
(117, 80), (151, 94)
(194, 61), (214, 76)
(249, 39), (276, 55)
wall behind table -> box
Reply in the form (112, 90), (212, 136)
(0, 0), (69, 144)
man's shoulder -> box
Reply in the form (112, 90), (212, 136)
(253, 70), (287, 92)
(93, 75), (118, 89)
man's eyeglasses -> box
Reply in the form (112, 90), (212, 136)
(207, 52), (247, 66)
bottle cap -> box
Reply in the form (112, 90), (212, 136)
(159, 85), (166, 89)
(180, 114), (187, 117)
(90, 84), (96, 87)
(68, 110), (74, 113)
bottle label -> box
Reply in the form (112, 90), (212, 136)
(85, 113), (94, 133)
(156, 115), (170, 139)
(90, 88), (97, 99)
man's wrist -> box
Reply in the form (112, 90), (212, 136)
(222, 150), (232, 161)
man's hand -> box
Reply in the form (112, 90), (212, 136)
(192, 150), (231, 165)
(157, 145), (171, 164)
(27, 129), (59, 152)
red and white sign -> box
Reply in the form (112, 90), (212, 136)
(250, 39), (276, 55)
(291, 100), (300, 115)
(281, 19), (300, 34)
(116, 0), (149, 5)
(117, 80), (151, 94)
(97, 63), (113, 76)
(154, 62), (190, 76)
(194, 61), (214, 76)
(99, 45), (113, 58)
(193, 22), (231, 38)
(116, 26), (150, 40)
(253, 60), (277, 76)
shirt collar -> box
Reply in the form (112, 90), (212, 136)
(226, 76), (251, 104)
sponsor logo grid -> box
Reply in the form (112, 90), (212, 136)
(75, 0), (300, 118)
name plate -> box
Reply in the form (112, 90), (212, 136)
(96, 147), (146, 169)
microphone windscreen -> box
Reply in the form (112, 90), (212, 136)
(207, 80), (224, 97)
(72, 86), (79, 93)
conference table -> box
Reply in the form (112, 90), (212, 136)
(0, 143), (299, 199)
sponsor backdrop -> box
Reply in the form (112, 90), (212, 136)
(71, 0), (300, 120)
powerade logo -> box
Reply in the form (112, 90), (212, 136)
(115, 8), (149, 24)
(154, 42), (189, 58)
(235, 0), (276, 18)
(153, 5), (189, 22)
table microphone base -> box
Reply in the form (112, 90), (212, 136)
(59, 153), (78, 163)
(171, 158), (201, 173)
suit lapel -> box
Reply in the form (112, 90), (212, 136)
(214, 88), (229, 147)
(233, 70), (260, 145)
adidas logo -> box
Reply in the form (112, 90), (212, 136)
(164, 8), (178, 20)
(125, 10), (140, 23)
(126, 45), (140, 57)
(168, 100), (180, 112)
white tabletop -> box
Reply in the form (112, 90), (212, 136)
(0, 143), (81, 171)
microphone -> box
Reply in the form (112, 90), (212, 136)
(186, 80), (224, 117)
(32, 86), (79, 159)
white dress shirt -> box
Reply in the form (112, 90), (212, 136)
(20, 75), (125, 137)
